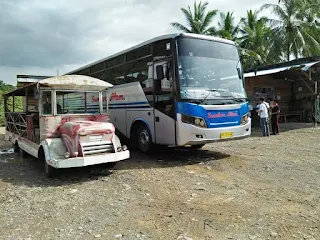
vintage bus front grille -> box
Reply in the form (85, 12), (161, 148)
(81, 141), (114, 156)
(89, 135), (103, 142)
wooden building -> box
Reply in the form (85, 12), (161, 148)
(244, 56), (320, 125)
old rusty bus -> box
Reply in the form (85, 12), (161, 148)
(4, 75), (130, 177)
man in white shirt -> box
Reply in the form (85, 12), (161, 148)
(258, 97), (270, 136)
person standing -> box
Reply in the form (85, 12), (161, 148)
(270, 100), (280, 135)
(258, 97), (270, 136)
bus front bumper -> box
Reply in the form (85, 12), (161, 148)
(51, 150), (130, 169)
(176, 118), (251, 146)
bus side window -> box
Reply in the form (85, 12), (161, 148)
(42, 91), (52, 115)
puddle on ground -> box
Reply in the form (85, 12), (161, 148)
(0, 148), (14, 155)
(0, 148), (15, 163)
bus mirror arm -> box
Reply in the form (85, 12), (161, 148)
(156, 65), (164, 81)
(165, 62), (171, 80)
(237, 67), (242, 80)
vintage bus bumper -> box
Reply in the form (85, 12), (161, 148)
(51, 150), (130, 169)
(176, 117), (251, 146)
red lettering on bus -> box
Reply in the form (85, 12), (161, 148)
(92, 96), (99, 102)
(109, 92), (125, 101)
(207, 111), (238, 118)
(227, 111), (238, 117)
(92, 96), (107, 102)
(207, 112), (226, 118)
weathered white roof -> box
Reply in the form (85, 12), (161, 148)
(39, 75), (113, 90)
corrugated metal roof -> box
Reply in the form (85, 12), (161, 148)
(244, 61), (320, 78)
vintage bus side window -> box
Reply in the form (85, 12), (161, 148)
(56, 91), (100, 114)
(42, 91), (52, 115)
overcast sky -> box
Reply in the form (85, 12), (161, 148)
(0, 0), (277, 85)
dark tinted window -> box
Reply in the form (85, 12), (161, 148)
(153, 39), (172, 57)
(177, 37), (239, 60)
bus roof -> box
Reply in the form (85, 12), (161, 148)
(65, 33), (236, 75)
(5, 75), (113, 96)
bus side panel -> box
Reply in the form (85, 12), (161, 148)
(109, 108), (127, 137)
(153, 109), (175, 145)
(107, 82), (152, 139)
(18, 138), (39, 157)
(126, 109), (155, 142)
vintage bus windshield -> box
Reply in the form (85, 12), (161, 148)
(56, 91), (103, 114)
(177, 38), (246, 101)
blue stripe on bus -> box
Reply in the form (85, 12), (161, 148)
(109, 106), (152, 109)
(109, 101), (149, 106)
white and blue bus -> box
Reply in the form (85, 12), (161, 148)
(66, 33), (251, 153)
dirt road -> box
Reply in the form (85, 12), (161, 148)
(0, 124), (319, 240)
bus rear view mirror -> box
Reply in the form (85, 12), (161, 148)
(156, 65), (164, 81)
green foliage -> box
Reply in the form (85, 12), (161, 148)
(171, 0), (320, 70)
(0, 80), (23, 125)
(170, 1), (218, 35)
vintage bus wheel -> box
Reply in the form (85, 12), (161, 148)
(39, 148), (56, 178)
(137, 125), (153, 153)
(19, 147), (28, 158)
(191, 144), (205, 149)
(44, 161), (57, 178)
(14, 142), (19, 153)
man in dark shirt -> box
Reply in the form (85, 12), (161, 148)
(270, 100), (280, 135)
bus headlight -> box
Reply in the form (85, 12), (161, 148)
(181, 114), (207, 128)
(241, 114), (249, 125)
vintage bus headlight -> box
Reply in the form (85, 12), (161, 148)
(64, 152), (70, 158)
(122, 145), (128, 151)
(181, 114), (207, 128)
(241, 114), (249, 125)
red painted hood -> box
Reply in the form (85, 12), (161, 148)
(59, 121), (115, 136)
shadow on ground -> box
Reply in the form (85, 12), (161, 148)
(250, 122), (315, 137)
(0, 138), (229, 188)
(0, 122), (314, 187)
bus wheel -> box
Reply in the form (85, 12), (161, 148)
(137, 125), (153, 153)
(39, 148), (56, 178)
(191, 144), (205, 149)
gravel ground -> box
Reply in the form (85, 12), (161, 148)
(0, 123), (319, 240)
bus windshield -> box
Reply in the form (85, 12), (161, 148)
(56, 91), (102, 114)
(177, 38), (246, 101)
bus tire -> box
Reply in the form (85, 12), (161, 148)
(137, 124), (153, 154)
(191, 144), (205, 149)
(39, 148), (56, 178)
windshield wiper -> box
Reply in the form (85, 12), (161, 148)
(220, 96), (246, 102)
(198, 89), (220, 105)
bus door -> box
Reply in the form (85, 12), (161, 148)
(153, 60), (176, 146)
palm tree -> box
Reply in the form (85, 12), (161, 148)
(170, 1), (218, 35)
(295, 0), (320, 23)
(238, 10), (280, 68)
(215, 11), (239, 41)
(261, 0), (320, 61)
